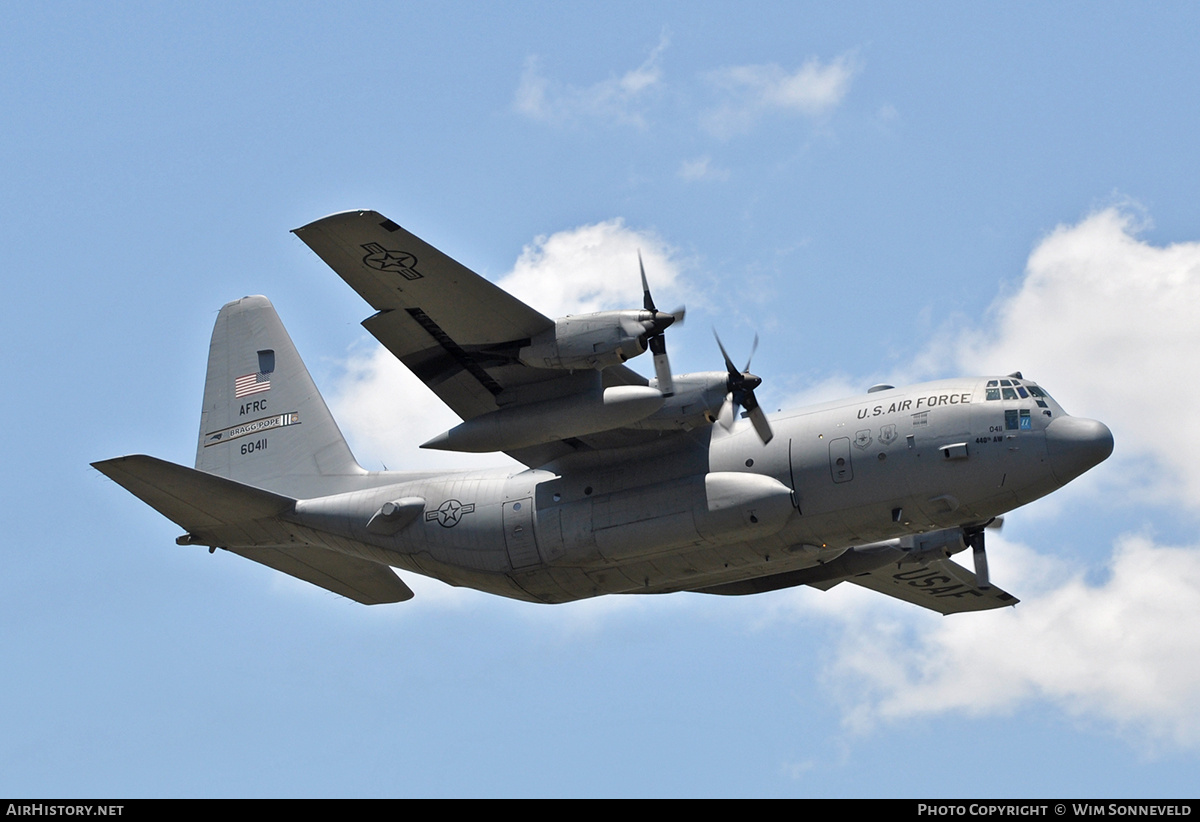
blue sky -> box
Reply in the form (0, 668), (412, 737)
(5, 2), (1200, 797)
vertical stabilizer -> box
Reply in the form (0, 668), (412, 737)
(195, 296), (364, 496)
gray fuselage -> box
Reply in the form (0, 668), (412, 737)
(284, 376), (1111, 603)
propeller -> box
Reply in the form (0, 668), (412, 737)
(638, 251), (685, 396)
(713, 331), (773, 444)
(964, 518), (1002, 588)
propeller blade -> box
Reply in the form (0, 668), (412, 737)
(743, 333), (759, 373)
(739, 381), (773, 443)
(638, 253), (681, 397)
(653, 354), (674, 396)
(714, 330), (738, 377)
(718, 393), (736, 431)
(649, 335), (674, 396)
(967, 529), (990, 589)
(639, 251), (656, 313)
(747, 404), (774, 444)
(633, 254), (681, 398)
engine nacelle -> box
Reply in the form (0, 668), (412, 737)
(518, 310), (656, 370)
(630, 372), (730, 431)
(421, 385), (665, 453)
(897, 527), (969, 562)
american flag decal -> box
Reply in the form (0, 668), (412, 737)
(234, 372), (271, 398)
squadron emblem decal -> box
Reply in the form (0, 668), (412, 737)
(425, 499), (476, 528)
(361, 242), (423, 280)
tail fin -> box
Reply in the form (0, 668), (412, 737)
(196, 295), (364, 496)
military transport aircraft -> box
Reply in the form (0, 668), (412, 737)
(93, 210), (1113, 614)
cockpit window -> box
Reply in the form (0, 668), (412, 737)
(985, 379), (1053, 402)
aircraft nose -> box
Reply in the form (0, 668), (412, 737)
(1044, 416), (1114, 484)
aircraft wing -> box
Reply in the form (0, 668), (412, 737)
(293, 210), (657, 466)
(294, 210), (557, 423)
(697, 543), (1017, 615)
(835, 555), (1018, 615)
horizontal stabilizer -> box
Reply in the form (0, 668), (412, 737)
(224, 545), (413, 605)
(92, 455), (294, 530)
(93, 455), (414, 605)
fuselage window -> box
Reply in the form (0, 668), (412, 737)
(1005, 409), (1019, 430)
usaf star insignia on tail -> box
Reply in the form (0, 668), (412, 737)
(93, 210), (1113, 612)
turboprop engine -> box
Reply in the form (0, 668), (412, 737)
(517, 309), (677, 371)
(519, 254), (686, 395)
(894, 519), (1001, 588)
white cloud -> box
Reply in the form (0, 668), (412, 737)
(515, 36), (668, 128)
(500, 218), (679, 318)
(329, 204), (1200, 746)
(809, 534), (1200, 751)
(677, 155), (730, 182)
(952, 206), (1200, 503)
(775, 373), (870, 415)
(702, 53), (860, 138)
(795, 205), (1200, 751)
